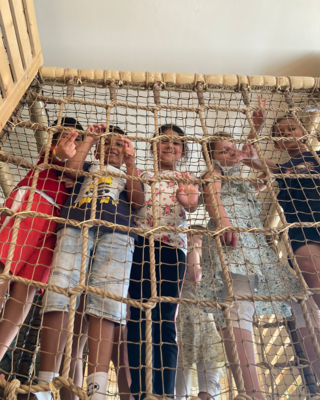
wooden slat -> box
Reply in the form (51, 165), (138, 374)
(9, 0), (33, 69)
(0, 0), (24, 81)
(22, 0), (41, 56)
(0, 50), (43, 131)
(0, 35), (14, 99)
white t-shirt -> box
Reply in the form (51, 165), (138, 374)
(134, 169), (188, 254)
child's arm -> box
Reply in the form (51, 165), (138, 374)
(187, 237), (202, 282)
(64, 125), (102, 180)
(247, 96), (267, 140)
(203, 169), (238, 249)
(240, 144), (280, 174)
(243, 96), (280, 174)
(176, 173), (199, 213)
(121, 137), (145, 210)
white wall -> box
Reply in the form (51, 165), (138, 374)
(34, 0), (320, 76)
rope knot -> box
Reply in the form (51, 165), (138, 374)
(4, 379), (21, 400)
(288, 295), (298, 303)
(49, 381), (60, 400)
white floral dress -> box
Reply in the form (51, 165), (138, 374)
(177, 258), (225, 367)
(134, 169), (188, 253)
(201, 162), (302, 318)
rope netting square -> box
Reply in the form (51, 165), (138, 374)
(0, 73), (319, 400)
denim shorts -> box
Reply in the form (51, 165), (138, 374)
(42, 226), (134, 324)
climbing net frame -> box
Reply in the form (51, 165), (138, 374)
(0, 68), (320, 400)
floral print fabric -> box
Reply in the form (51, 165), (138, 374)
(134, 170), (188, 253)
(201, 162), (302, 319)
(177, 261), (225, 367)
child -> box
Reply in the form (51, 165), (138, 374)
(127, 124), (199, 400)
(60, 298), (131, 400)
(0, 117), (83, 362)
(201, 120), (303, 399)
(269, 116), (320, 379)
(36, 124), (144, 400)
(176, 228), (225, 400)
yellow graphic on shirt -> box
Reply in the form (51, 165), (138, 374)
(74, 176), (118, 208)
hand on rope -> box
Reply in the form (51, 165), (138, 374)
(121, 137), (136, 168)
(87, 124), (106, 145)
(225, 144), (258, 162)
(239, 144), (259, 161)
(220, 217), (238, 249)
(176, 172), (199, 212)
(252, 95), (267, 133)
(54, 131), (79, 162)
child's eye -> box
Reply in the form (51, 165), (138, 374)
(116, 142), (124, 147)
(173, 141), (181, 146)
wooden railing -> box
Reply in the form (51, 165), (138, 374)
(0, 0), (43, 131)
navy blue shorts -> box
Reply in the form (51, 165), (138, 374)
(289, 226), (320, 253)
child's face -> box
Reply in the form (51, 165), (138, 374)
(157, 130), (184, 168)
(273, 118), (305, 151)
(95, 136), (125, 167)
(211, 140), (242, 166)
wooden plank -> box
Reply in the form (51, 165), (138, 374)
(0, 35), (14, 99)
(0, 0), (24, 81)
(9, 0), (33, 69)
(0, 50), (43, 131)
(22, 0), (41, 56)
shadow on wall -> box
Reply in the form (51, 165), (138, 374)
(265, 53), (320, 77)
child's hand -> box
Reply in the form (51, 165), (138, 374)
(121, 137), (136, 168)
(61, 177), (76, 189)
(87, 124), (106, 145)
(220, 218), (238, 249)
(240, 144), (259, 160)
(176, 173), (199, 209)
(55, 131), (78, 160)
(252, 96), (267, 133)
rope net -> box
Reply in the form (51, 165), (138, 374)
(0, 70), (319, 400)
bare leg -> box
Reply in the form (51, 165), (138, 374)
(294, 244), (320, 307)
(223, 328), (264, 400)
(60, 296), (89, 400)
(293, 244), (320, 379)
(0, 281), (37, 360)
(112, 326), (130, 400)
(88, 317), (115, 375)
(39, 311), (69, 373)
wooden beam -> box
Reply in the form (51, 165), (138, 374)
(0, 0), (24, 81)
(9, 0), (33, 69)
(0, 50), (43, 131)
(22, 0), (41, 56)
(0, 31), (14, 99)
